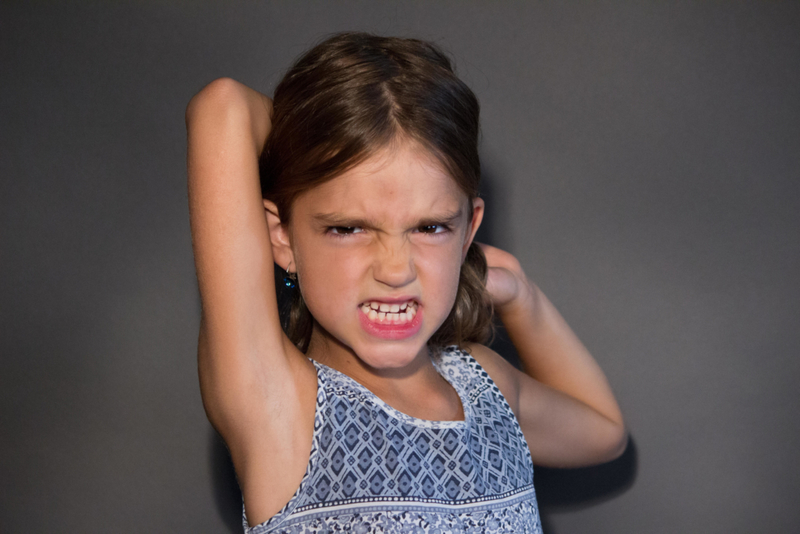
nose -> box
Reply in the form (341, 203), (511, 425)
(372, 237), (416, 288)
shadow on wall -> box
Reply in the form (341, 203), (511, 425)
(210, 431), (244, 533)
(536, 437), (638, 508)
(474, 157), (511, 251)
(535, 438), (638, 533)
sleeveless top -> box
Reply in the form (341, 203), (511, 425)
(244, 346), (542, 533)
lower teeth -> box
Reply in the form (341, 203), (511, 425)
(363, 306), (414, 323)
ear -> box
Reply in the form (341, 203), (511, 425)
(263, 199), (295, 272)
(461, 197), (485, 261)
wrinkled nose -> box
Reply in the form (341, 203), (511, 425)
(372, 239), (416, 288)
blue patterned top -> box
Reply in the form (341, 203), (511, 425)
(244, 346), (542, 533)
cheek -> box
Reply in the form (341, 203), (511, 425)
(295, 244), (365, 309)
(418, 244), (463, 299)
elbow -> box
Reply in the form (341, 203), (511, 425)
(185, 77), (244, 126)
(598, 422), (628, 463)
(576, 416), (627, 466)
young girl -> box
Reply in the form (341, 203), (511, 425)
(186, 33), (626, 534)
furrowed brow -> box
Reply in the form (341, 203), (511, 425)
(312, 213), (378, 228)
(313, 207), (464, 229)
(417, 208), (464, 227)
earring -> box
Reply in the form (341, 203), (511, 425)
(283, 270), (297, 289)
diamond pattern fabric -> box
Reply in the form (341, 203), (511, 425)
(245, 346), (542, 533)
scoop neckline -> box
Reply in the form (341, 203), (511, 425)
(311, 348), (470, 429)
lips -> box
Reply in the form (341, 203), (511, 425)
(358, 298), (422, 340)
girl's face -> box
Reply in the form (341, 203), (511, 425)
(282, 139), (483, 371)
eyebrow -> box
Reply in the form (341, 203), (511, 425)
(312, 208), (464, 228)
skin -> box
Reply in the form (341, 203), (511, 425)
(186, 78), (627, 527)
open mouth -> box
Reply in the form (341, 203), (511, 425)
(359, 300), (418, 325)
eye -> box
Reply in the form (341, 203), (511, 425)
(328, 226), (363, 236)
(417, 224), (450, 234)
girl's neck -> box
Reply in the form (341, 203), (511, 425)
(306, 327), (464, 422)
(306, 326), (431, 383)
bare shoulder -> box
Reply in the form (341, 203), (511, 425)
(463, 343), (522, 416)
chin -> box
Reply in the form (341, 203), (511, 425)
(352, 338), (430, 372)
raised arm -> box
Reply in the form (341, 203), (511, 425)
(186, 78), (309, 443)
(469, 244), (627, 467)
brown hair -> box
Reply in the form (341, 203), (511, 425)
(260, 32), (492, 351)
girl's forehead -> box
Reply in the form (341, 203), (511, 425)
(295, 142), (468, 215)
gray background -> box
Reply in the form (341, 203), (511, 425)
(2, 2), (799, 532)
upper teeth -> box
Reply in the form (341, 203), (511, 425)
(367, 300), (413, 311)
(361, 300), (417, 323)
